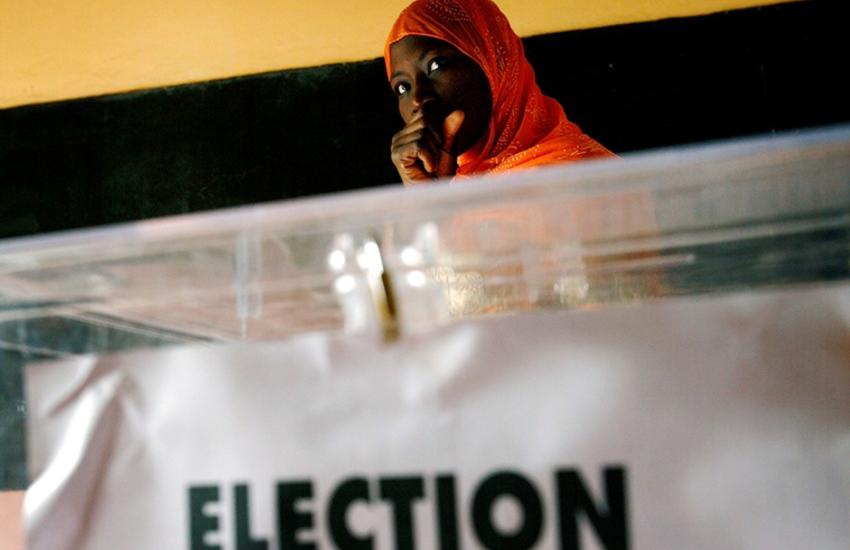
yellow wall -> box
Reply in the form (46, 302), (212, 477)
(0, 0), (794, 109)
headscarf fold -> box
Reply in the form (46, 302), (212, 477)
(385, 0), (615, 178)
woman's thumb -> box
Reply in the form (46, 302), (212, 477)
(442, 110), (465, 154)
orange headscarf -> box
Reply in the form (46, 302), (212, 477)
(385, 0), (615, 179)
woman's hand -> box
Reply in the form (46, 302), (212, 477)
(391, 110), (465, 186)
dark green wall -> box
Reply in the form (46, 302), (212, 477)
(0, 0), (846, 239)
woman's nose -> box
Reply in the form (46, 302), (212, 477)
(411, 80), (436, 113)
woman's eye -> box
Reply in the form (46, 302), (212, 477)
(395, 83), (410, 96)
(428, 58), (445, 73)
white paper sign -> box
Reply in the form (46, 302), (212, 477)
(25, 284), (850, 550)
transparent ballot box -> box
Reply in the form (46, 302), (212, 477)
(1, 125), (849, 547)
(3, 125), (850, 486)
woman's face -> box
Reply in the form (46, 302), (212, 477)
(389, 35), (492, 155)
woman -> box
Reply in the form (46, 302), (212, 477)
(386, 0), (614, 185)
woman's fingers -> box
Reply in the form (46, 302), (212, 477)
(436, 110), (465, 177)
(390, 111), (465, 184)
(392, 137), (438, 177)
(391, 118), (441, 147)
(391, 121), (443, 183)
(441, 111), (465, 155)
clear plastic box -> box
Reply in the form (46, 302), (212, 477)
(2, 124), (849, 488)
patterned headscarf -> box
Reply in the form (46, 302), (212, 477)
(385, 0), (614, 178)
